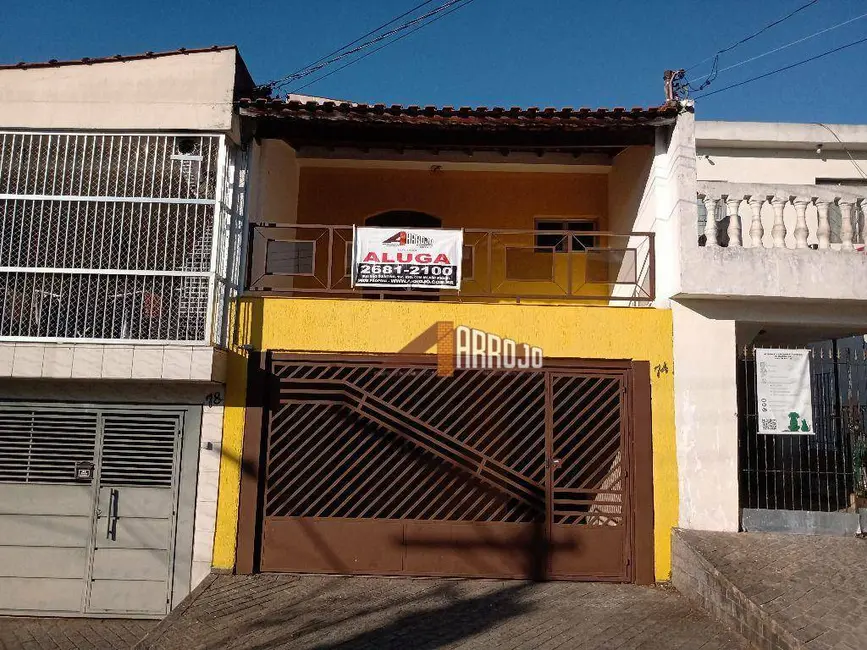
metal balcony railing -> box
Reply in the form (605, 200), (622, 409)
(247, 224), (655, 303)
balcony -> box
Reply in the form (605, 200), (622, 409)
(246, 224), (655, 304)
(0, 131), (247, 380)
(678, 181), (867, 303)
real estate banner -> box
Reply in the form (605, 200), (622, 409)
(351, 227), (463, 289)
(755, 348), (814, 435)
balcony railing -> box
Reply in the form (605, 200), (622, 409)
(0, 131), (248, 345)
(697, 181), (866, 251)
(247, 224), (655, 303)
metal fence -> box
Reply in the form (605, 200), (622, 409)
(247, 224), (655, 303)
(739, 338), (867, 512)
(0, 131), (246, 344)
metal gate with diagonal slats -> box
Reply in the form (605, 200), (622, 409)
(254, 356), (652, 582)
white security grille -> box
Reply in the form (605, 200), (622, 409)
(0, 132), (246, 344)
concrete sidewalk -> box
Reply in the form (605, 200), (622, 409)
(0, 617), (156, 650)
(673, 529), (867, 650)
(138, 574), (748, 650)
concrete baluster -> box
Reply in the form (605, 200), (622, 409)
(792, 197), (810, 249)
(725, 196), (744, 247)
(747, 196), (765, 247)
(815, 199), (831, 250)
(839, 200), (855, 251)
(702, 196), (719, 247)
(771, 197), (788, 248)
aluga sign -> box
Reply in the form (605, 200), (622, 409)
(351, 226), (463, 289)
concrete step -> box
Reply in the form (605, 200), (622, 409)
(672, 528), (866, 650)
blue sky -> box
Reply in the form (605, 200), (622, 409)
(3, 0), (866, 123)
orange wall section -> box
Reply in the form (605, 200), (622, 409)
(297, 168), (609, 229)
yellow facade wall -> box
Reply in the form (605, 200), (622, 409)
(215, 297), (678, 580)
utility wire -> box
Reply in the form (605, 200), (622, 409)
(272, 0), (469, 91)
(693, 34), (867, 99)
(815, 123), (867, 180)
(289, 0), (479, 94)
(686, 0), (820, 73)
(691, 10), (867, 83)
(266, 0), (439, 90)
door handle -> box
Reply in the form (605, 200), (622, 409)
(106, 488), (119, 541)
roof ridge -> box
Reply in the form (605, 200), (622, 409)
(0, 45), (238, 71)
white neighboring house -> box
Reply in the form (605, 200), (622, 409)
(670, 120), (867, 534)
(0, 47), (251, 617)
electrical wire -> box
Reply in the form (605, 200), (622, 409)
(289, 0), (479, 94)
(269, 0), (439, 89)
(693, 34), (867, 99)
(270, 0), (469, 91)
(685, 0), (820, 73)
(690, 10), (867, 84)
(815, 123), (867, 180)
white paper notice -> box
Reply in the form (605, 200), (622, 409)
(755, 348), (814, 435)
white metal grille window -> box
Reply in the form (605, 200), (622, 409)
(0, 132), (246, 344)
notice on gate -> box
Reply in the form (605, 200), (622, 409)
(755, 348), (814, 434)
(351, 227), (463, 289)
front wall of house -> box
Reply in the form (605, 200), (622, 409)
(214, 298), (678, 580)
(0, 50), (238, 130)
(296, 167), (609, 228)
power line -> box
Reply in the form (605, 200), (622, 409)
(271, 0), (469, 92)
(815, 123), (867, 180)
(693, 34), (867, 99)
(266, 0), (439, 90)
(686, 0), (820, 73)
(289, 0), (479, 94)
(691, 10), (867, 83)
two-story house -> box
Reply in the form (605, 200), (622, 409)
(0, 47), (252, 616)
(0, 44), (701, 617)
(673, 120), (867, 536)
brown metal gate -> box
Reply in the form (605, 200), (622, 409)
(238, 355), (654, 583)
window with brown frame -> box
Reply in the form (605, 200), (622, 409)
(535, 219), (598, 252)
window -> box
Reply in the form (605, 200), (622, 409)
(535, 219), (598, 252)
(266, 241), (315, 275)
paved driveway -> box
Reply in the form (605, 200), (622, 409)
(0, 617), (156, 650)
(138, 574), (749, 650)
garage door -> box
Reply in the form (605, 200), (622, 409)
(0, 405), (184, 616)
(251, 356), (653, 582)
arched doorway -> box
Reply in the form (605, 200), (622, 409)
(365, 210), (441, 229)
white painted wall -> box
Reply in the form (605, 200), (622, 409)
(0, 49), (240, 131)
(250, 139), (301, 224)
(0, 343), (226, 382)
(697, 121), (867, 185)
(671, 303), (739, 531)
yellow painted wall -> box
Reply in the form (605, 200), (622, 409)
(215, 297), (678, 580)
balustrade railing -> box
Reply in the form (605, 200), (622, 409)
(247, 224), (655, 303)
(697, 181), (866, 251)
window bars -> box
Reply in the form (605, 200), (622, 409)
(0, 132), (246, 344)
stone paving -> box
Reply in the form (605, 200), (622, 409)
(675, 530), (867, 650)
(138, 574), (748, 650)
(0, 617), (156, 650)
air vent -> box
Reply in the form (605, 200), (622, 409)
(99, 413), (180, 487)
(0, 408), (98, 483)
